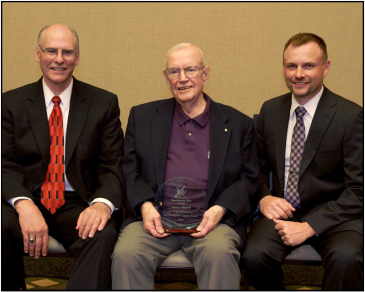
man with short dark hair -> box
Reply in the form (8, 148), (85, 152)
(111, 43), (259, 290)
(2, 24), (124, 290)
(242, 33), (363, 290)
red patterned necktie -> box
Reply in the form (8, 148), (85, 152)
(41, 96), (65, 214)
(285, 106), (307, 209)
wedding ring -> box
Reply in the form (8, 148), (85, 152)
(29, 238), (35, 244)
(281, 236), (285, 241)
(95, 218), (100, 221)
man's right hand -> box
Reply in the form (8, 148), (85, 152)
(259, 195), (295, 220)
(141, 201), (170, 238)
(14, 199), (48, 258)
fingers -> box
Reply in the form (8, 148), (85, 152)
(143, 221), (170, 238)
(153, 217), (165, 235)
(41, 233), (49, 257)
(264, 198), (295, 220)
(78, 204), (111, 239)
(34, 233), (43, 258)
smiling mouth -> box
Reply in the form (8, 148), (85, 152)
(52, 68), (67, 71)
(293, 82), (308, 85)
(178, 86), (192, 91)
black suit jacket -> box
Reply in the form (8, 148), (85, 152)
(255, 86), (363, 235)
(2, 77), (124, 209)
(121, 94), (259, 240)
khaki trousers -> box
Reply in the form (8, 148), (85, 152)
(111, 221), (242, 290)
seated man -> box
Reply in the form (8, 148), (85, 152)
(242, 32), (363, 290)
(111, 43), (259, 290)
(2, 24), (124, 290)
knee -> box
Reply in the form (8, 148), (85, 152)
(93, 222), (118, 244)
(324, 243), (363, 268)
(198, 239), (240, 265)
(112, 239), (141, 267)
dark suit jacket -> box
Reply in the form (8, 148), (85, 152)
(255, 86), (363, 235)
(2, 77), (124, 209)
(121, 94), (259, 240)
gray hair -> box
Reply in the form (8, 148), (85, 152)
(37, 24), (79, 52)
(166, 43), (205, 67)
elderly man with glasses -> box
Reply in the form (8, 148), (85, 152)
(2, 24), (124, 290)
(111, 43), (259, 290)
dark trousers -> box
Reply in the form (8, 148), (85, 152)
(2, 192), (121, 290)
(242, 214), (363, 290)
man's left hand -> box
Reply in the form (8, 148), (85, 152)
(76, 202), (111, 239)
(273, 219), (317, 246)
(190, 205), (227, 238)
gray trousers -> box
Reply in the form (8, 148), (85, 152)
(111, 221), (242, 290)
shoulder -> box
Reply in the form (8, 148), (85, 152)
(73, 79), (117, 101)
(211, 99), (253, 124)
(130, 98), (174, 114)
(2, 81), (39, 102)
(261, 92), (291, 109)
(324, 87), (362, 113)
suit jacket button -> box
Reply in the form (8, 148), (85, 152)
(31, 187), (35, 192)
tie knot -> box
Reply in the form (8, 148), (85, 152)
(52, 96), (61, 106)
(295, 106), (307, 119)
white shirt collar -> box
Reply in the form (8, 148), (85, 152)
(42, 77), (73, 111)
(290, 86), (323, 119)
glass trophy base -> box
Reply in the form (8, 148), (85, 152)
(163, 227), (198, 234)
(161, 217), (199, 234)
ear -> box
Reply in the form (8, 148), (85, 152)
(74, 49), (80, 66)
(323, 60), (331, 77)
(202, 65), (210, 82)
(163, 69), (169, 82)
(35, 46), (41, 63)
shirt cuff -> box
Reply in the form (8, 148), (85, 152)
(8, 197), (33, 208)
(89, 198), (116, 214)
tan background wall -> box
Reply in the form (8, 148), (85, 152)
(2, 2), (363, 130)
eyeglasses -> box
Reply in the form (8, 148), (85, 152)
(164, 66), (205, 79)
(38, 45), (78, 60)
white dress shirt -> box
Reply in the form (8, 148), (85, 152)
(9, 78), (115, 213)
(284, 86), (323, 199)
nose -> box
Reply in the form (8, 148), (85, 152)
(54, 50), (64, 64)
(178, 70), (188, 82)
(294, 67), (305, 79)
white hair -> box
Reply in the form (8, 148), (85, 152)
(166, 43), (205, 67)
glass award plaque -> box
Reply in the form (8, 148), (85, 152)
(155, 177), (207, 234)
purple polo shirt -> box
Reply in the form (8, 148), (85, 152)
(164, 93), (211, 191)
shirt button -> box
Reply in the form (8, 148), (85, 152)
(188, 133), (192, 136)
(190, 120), (193, 123)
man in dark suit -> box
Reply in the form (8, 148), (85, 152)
(242, 33), (363, 290)
(2, 24), (124, 290)
(111, 43), (259, 289)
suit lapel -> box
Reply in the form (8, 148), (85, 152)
(275, 94), (292, 190)
(206, 99), (231, 200)
(25, 78), (49, 167)
(299, 88), (336, 178)
(151, 99), (175, 188)
(65, 79), (89, 168)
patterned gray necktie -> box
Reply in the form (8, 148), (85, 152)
(286, 106), (307, 208)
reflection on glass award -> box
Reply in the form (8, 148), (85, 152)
(155, 177), (207, 234)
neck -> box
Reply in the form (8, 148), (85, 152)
(178, 92), (206, 118)
(44, 78), (72, 95)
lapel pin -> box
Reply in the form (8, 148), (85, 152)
(224, 128), (227, 132)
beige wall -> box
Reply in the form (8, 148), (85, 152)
(2, 2), (363, 130)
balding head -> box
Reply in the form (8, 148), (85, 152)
(38, 24), (79, 52)
(166, 43), (205, 68)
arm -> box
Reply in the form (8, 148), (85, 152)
(255, 104), (295, 220)
(122, 107), (156, 217)
(193, 118), (260, 237)
(2, 101), (48, 258)
(76, 95), (124, 238)
(304, 108), (364, 235)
